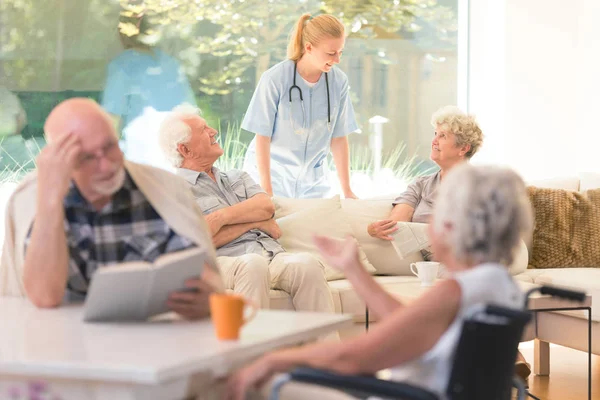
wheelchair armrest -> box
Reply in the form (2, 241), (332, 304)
(539, 285), (586, 303)
(277, 367), (439, 400)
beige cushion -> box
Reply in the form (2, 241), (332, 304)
(274, 195), (338, 218)
(513, 273), (534, 283)
(342, 198), (528, 276)
(527, 187), (600, 269)
(509, 241), (529, 275)
(516, 269), (549, 282)
(274, 196), (376, 281)
(328, 276), (420, 320)
(341, 198), (423, 275)
(524, 268), (600, 322)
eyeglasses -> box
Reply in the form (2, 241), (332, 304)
(76, 140), (120, 169)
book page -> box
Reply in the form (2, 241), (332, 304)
(84, 266), (154, 322)
(98, 260), (150, 273)
(145, 249), (207, 317)
(156, 247), (224, 293)
(153, 246), (204, 267)
(390, 222), (431, 258)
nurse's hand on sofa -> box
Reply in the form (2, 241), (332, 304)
(367, 219), (398, 241)
(313, 235), (363, 275)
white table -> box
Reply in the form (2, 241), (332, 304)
(0, 298), (352, 400)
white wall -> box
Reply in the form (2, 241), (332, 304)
(575, 0), (600, 173)
(468, 0), (506, 166)
(469, 0), (600, 180)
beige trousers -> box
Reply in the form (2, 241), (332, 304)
(269, 252), (334, 313)
(217, 254), (271, 308)
(217, 252), (334, 313)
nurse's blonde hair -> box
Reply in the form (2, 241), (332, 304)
(287, 14), (345, 61)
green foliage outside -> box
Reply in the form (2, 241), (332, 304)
(0, 0), (456, 185)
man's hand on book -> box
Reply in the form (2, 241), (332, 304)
(367, 220), (398, 241)
(167, 275), (213, 320)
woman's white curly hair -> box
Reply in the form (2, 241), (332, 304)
(431, 106), (484, 158)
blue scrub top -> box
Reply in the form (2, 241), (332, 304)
(101, 49), (197, 129)
(241, 59), (358, 199)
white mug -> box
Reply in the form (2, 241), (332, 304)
(410, 262), (441, 287)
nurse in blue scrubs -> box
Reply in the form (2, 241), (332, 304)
(241, 13), (358, 199)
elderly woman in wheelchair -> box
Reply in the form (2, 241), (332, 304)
(225, 164), (544, 400)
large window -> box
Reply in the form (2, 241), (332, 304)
(0, 0), (460, 197)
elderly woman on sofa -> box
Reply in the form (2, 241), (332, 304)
(368, 105), (484, 239)
(225, 164), (534, 400)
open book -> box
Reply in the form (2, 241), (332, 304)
(390, 222), (431, 258)
(84, 247), (218, 322)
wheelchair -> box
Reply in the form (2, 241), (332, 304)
(269, 285), (586, 400)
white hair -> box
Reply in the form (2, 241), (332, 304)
(158, 103), (202, 167)
(430, 105), (484, 159)
(432, 164), (533, 267)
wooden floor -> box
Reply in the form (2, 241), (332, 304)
(519, 341), (600, 400)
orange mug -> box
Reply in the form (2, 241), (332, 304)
(209, 293), (258, 340)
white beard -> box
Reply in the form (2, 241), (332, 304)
(91, 167), (126, 196)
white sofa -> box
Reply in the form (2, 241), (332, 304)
(269, 172), (600, 374)
(269, 194), (530, 338)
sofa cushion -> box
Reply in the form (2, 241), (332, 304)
(341, 198), (423, 275)
(274, 196), (376, 281)
(328, 276), (421, 320)
(527, 187), (600, 269)
(514, 269), (547, 282)
(341, 198), (529, 276)
(274, 195), (338, 218)
(513, 273), (534, 283)
(525, 268), (600, 322)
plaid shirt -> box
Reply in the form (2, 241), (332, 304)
(26, 171), (194, 301)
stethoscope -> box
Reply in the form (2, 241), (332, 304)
(289, 62), (331, 132)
